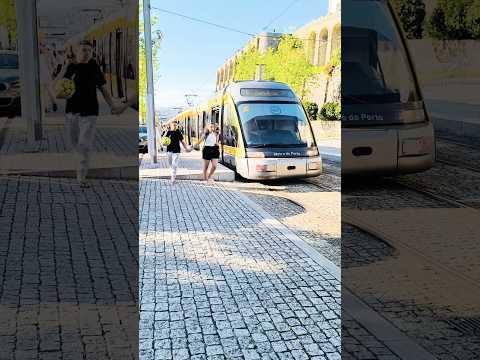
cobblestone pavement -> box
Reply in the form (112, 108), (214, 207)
(139, 179), (341, 359)
(341, 313), (400, 360)
(0, 176), (138, 360)
(230, 160), (341, 267)
(342, 136), (480, 359)
(0, 117), (136, 156)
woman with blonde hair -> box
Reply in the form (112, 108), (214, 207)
(38, 33), (58, 113)
(195, 122), (220, 182)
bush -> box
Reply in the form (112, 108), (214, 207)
(304, 102), (319, 121)
(320, 102), (341, 121)
(427, 0), (477, 39)
(391, 0), (426, 39)
(467, 0), (480, 38)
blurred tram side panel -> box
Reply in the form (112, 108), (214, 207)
(64, 7), (138, 101)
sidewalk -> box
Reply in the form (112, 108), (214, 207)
(0, 111), (137, 178)
(423, 82), (480, 138)
(141, 151), (235, 182)
(317, 139), (340, 163)
(0, 175), (138, 359)
(139, 177), (341, 359)
(425, 99), (480, 138)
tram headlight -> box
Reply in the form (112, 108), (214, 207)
(401, 137), (430, 156)
(308, 161), (321, 171)
(255, 164), (276, 173)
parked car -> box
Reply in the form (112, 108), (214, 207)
(0, 51), (21, 118)
(139, 125), (148, 153)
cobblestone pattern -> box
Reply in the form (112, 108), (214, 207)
(342, 313), (400, 360)
(436, 138), (480, 173)
(230, 161), (341, 266)
(342, 180), (449, 210)
(0, 176), (138, 360)
(243, 192), (340, 267)
(341, 224), (397, 269)
(139, 179), (341, 359)
(0, 123), (136, 156)
(342, 159), (480, 359)
(307, 161), (341, 193)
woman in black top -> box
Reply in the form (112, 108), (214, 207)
(164, 122), (191, 184)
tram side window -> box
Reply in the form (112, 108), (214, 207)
(202, 112), (206, 131)
(192, 116), (197, 138)
(222, 102), (238, 147)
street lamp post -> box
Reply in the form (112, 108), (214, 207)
(143, 0), (157, 163)
(15, 0), (43, 149)
(255, 64), (266, 81)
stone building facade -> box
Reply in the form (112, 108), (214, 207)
(293, 0), (340, 68)
(215, 32), (282, 92)
(293, 0), (340, 105)
(215, 0), (341, 106)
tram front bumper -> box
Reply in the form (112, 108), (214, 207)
(245, 157), (322, 180)
(342, 124), (435, 175)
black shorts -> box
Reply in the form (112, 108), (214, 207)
(202, 145), (220, 160)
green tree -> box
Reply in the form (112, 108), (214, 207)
(234, 35), (321, 101)
(0, 0), (16, 48)
(233, 46), (263, 81)
(139, 5), (162, 124)
(322, 46), (340, 104)
(391, 0), (426, 39)
(320, 102), (341, 121)
(466, 0), (480, 37)
(427, 0), (475, 39)
(304, 102), (319, 121)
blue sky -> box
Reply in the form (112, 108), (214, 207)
(151, 0), (329, 110)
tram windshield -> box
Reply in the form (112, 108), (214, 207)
(343, 0), (420, 105)
(0, 54), (18, 69)
(238, 103), (315, 148)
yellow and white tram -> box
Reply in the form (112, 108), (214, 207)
(170, 81), (322, 180)
(342, 0), (435, 175)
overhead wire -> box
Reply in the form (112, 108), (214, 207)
(262, 0), (301, 31)
(151, 6), (255, 37)
(150, 6), (321, 41)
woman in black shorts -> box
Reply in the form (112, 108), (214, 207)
(196, 123), (220, 182)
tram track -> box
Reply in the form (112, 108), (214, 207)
(436, 137), (480, 173)
(343, 176), (480, 295)
(387, 177), (474, 210)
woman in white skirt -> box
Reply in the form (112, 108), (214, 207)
(196, 123), (220, 182)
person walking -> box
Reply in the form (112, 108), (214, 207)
(54, 39), (125, 188)
(196, 123), (220, 182)
(164, 121), (191, 184)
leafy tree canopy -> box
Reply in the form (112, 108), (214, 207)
(391, 0), (426, 39)
(234, 35), (322, 101)
(0, 0), (17, 47)
(427, 0), (480, 39)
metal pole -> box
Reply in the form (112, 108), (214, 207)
(143, 0), (157, 163)
(255, 64), (265, 81)
(15, 0), (43, 149)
